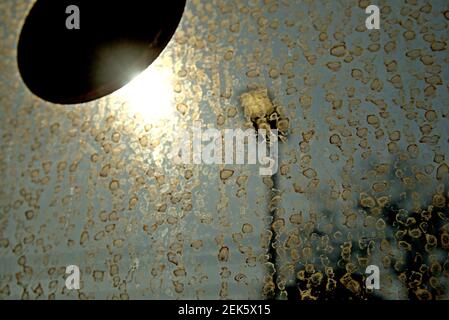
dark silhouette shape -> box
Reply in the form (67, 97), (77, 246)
(17, 0), (185, 104)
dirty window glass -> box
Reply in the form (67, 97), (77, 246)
(0, 0), (448, 300)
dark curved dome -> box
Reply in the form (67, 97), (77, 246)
(17, 0), (186, 104)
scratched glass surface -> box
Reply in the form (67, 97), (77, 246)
(0, 0), (448, 300)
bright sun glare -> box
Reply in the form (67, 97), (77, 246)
(117, 64), (174, 123)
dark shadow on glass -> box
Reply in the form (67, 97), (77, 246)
(17, 0), (186, 104)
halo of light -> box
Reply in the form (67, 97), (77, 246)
(117, 64), (175, 123)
